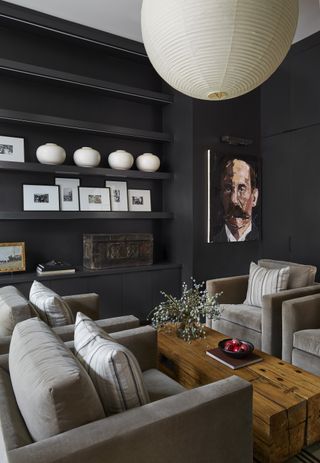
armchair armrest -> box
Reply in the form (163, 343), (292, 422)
(0, 316), (140, 354)
(206, 275), (249, 304)
(53, 315), (140, 343)
(62, 292), (100, 320)
(65, 326), (157, 372)
(261, 285), (320, 357)
(8, 376), (252, 463)
(282, 294), (320, 362)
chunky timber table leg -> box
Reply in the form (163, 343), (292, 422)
(158, 328), (320, 463)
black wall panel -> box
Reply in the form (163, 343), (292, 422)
(261, 31), (320, 275)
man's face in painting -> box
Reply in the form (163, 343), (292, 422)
(221, 159), (258, 239)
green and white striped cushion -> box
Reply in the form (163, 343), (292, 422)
(244, 262), (290, 307)
(29, 280), (74, 327)
(74, 312), (150, 415)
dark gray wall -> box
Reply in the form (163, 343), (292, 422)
(193, 91), (261, 282)
(260, 31), (320, 273)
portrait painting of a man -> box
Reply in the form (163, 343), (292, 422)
(207, 152), (261, 243)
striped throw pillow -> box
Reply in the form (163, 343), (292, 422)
(29, 281), (74, 327)
(74, 312), (150, 415)
(244, 262), (290, 307)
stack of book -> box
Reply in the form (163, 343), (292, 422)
(36, 260), (76, 276)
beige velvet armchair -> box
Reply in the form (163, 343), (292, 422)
(206, 259), (320, 358)
(0, 325), (253, 463)
(282, 293), (320, 374)
(0, 285), (139, 354)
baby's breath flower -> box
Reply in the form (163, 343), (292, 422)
(148, 277), (222, 342)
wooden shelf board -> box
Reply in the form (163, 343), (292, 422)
(0, 161), (171, 179)
(0, 58), (173, 105)
(0, 263), (182, 285)
(0, 211), (173, 220)
(0, 109), (172, 143)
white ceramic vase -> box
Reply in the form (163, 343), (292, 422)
(136, 152), (160, 172)
(36, 143), (66, 165)
(108, 150), (134, 170)
(73, 147), (101, 168)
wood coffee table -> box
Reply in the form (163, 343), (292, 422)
(158, 326), (320, 463)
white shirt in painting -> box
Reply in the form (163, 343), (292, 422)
(225, 223), (252, 242)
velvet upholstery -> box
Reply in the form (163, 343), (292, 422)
(282, 293), (320, 372)
(0, 325), (253, 463)
(0, 290), (140, 354)
(258, 259), (316, 289)
(207, 262), (320, 357)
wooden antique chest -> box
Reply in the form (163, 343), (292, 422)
(83, 233), (153, 269)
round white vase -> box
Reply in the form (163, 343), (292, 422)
(36, 143), (66, 165)
(108, 150), (134, 170)
(73, 147), (101, 168)
(136, 153), (160, 172)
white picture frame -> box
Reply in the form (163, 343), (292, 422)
(55, 178), (80, 211)
(0, 136), (24, 163)
(128, 189), (151, 212)
(79, 187), (111, 211)
(23, 185), (60, 211)
(105, 180), (128, 211)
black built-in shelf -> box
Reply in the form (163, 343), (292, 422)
(0, 58), (173, 105)
(0, 161), (171, 180)
(0, 212), (173, 220)
(0, 109), (172, 143)
(0, 0), (148, 60)
(0, 263), (181, 286)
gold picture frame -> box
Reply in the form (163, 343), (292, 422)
(0, 242), (26, 273)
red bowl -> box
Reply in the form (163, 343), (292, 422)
(218, 338), (254, 359)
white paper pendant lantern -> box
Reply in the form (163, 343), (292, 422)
(141, 0), (299, 100)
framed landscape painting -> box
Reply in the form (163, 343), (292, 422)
(207, 150), (261, 243)
(0, 242), (26, 273)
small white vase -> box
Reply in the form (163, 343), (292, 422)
(73, 147), (101, 168)
(108, 150), (134, 170)
(136, 153), (160, 172)
(36, 143), (66, 165)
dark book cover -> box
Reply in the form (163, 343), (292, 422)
(37, 260), (74, 271)
(206, 348), (263, 370)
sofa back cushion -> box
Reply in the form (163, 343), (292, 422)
(244, 262), (290, 307)
(0, 286), (34, 336)
(74, 312), (150, 416)
(258, 259), (316, 289)
(29, 280), (74, 327)
(9, 318), (105, 441)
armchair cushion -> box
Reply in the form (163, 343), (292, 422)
(0, 286), (34, 336)
(142, 369), (185, 402)
(29, 281), (74, 327)
(74, 312), (149, 415)
(9, 318), (105, 441)
(244, 262), (290, 307)
(219, 304), (261, 332)
(293, 329), (320, 357)
(258, 259), (316, 289)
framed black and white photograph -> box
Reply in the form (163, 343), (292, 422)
(23, 185), (60, 211)
(0, 242), (26, 273)
(128, 189), (151, 212)
(105, 180), (128, 211)
(207, 150), (261, 243)
(79, 187), (111, 211)
(0, 135), (24, 163)
(55, 178), (80, 211)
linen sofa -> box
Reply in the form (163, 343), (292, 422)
(282, 292), (320, 374)
(0, 285), (139, 354)
(0, 323), (253, 463)
(206, 259), (320, 358)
